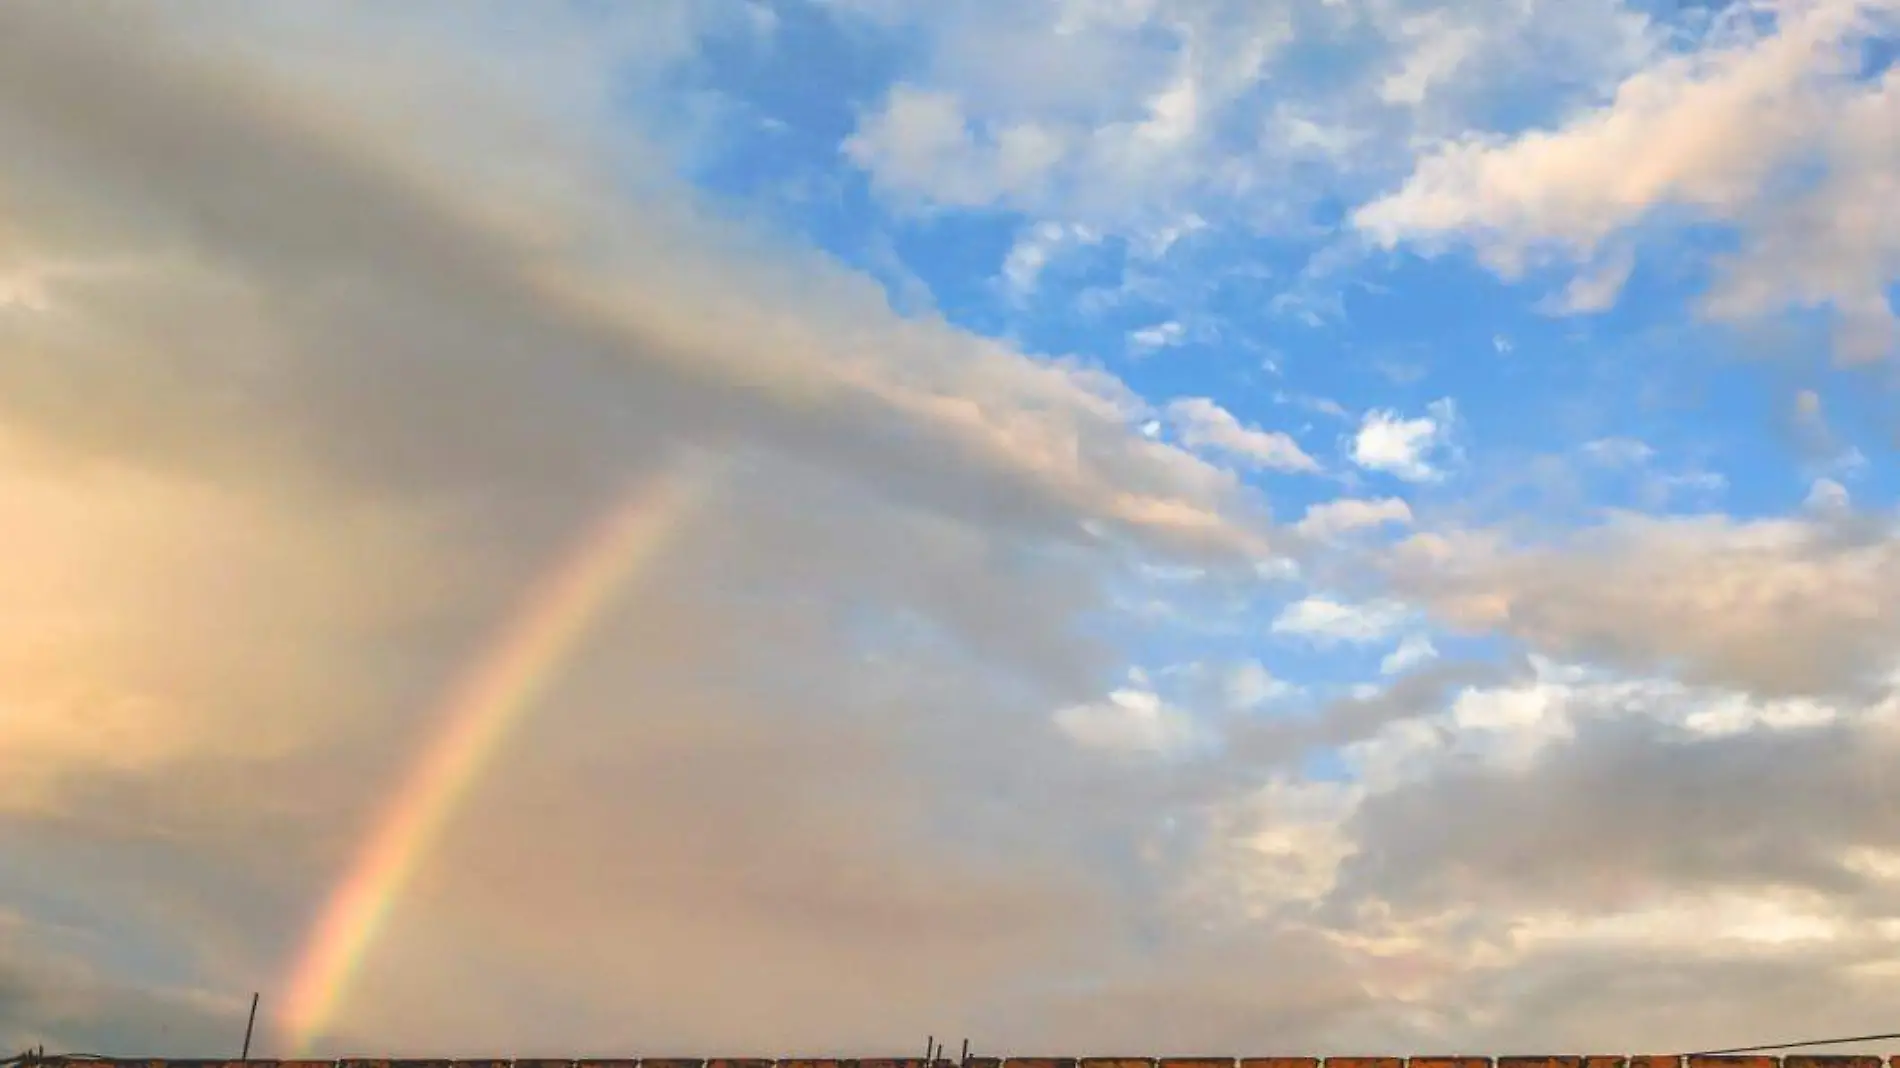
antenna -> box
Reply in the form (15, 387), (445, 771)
(240, 992), (260, 1060)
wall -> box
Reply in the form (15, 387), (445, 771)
(36, 1055), (1900, 1068)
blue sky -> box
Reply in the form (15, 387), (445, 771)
(677, 0), (1881, 529)
(653, 0), (1893, 705)
(4, 0), (1900, 1058)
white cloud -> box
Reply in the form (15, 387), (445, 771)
(1386, 512), (1900, 697)
(1649, 469), (1728, 502)
(1355, 0), (1900, 360)
(835, 0), (1658, 251)
(1129, 319), (1186, 352)
(1167, 396), (1320, 472)
(1581, 436), (1657, 466)
(1295, 496), (1414, 540)
(1272, 595), (1410, 644)
(1377, 9), (1483, 107)
(1549, 244), (1638, 314)
(1274, 391), (1352, 421)
(1351, 399), (1458, 482)
(1000, 221), (1064, 297)
(1053, 685), (1201, 754)
(844, 85), (1070, 210)
(1790, 387), (1872, 477)
(1806, 476), (1851, 513)
(999, 219), (1102, 298)
(1380, 632), (1439, 675)
(1225, 658), (1294, 709)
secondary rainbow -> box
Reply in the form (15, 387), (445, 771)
(279, 462), (716, 1052)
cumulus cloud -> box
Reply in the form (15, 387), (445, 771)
(1272, 596), (1412, 645)
(1054, 685), (1203, 756)
(1380, 633), (1441, 676)
(1225, 659), (1295, 710)
(835, 0), (1657, 249)
(1174, 654), (1900, 1053)
(1356, 0), (1900, 361)
(1351, 399), (1459, 482)
(1295, 496), (1415, 540)
(1168, 396), (1321, 472)
(1807, 476), (1853, 513)
(1385, 513), (1900, 698)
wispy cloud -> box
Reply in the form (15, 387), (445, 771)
(1168, 396), (1321, 473)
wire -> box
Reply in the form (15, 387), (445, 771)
(1686, 1032), (1900, 1056)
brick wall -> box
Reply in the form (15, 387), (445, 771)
(28, 1055), (1898, 1068)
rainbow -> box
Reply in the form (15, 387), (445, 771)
(279, 461), (718, 1053)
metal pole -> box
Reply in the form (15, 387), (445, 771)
(240, 991), (260, 1059)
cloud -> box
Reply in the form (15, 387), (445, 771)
(1351, 399), (1459, 482)
(1054, 684), (1203, 755)
(0, 3), (1303, 1053)
(1129, 319), (1187, 353)
(1380, 633), (1441, 676)
(835, 0), (1657, 247)
(1355, 0), (1900, 361)
(1168, 396), (1321, 473)
(1272, 596), (1411, 645)
(1334, 664), (1895, 911)
(1385, 512), (1900, 698)
(844, 86), (1072, 210)
(20, 2), (1900, 1059)
(1788, 387), (1871, 477)
(1225, 659), (1295, 710)
(0, 912), (254, 1055)
(1581, 436), (1657, 467)
(1807, 476), (1852, 513)
(999, 219), (1102, 299)
(1296, 496), (1415, 540)
(1169, 653), (1900, 1052)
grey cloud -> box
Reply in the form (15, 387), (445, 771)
(1421, 943), (1900, 1056)
(0, 4), (1263, 561)
(1385, 514), (1900, 699)
(1338, 708), (1900, 917)
(15, 2), (1900, 1060)
(1182, 660), (1525, 801)
(0, 918), (252, 1057)
(0, 2), (1292, 1055)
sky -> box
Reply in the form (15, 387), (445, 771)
(4, 0), (1900, 1057)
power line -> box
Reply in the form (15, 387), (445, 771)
(1686, 1031), (1900, 1056)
